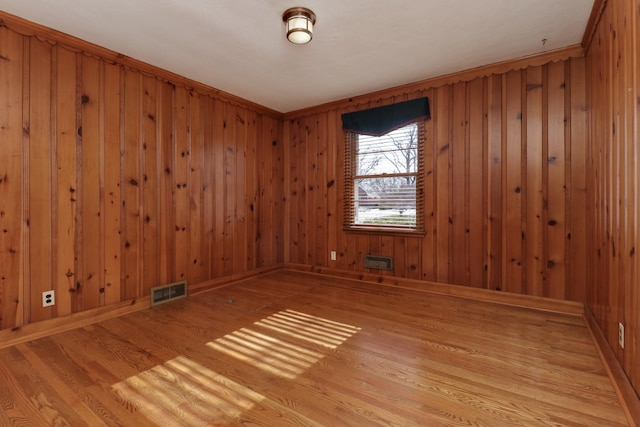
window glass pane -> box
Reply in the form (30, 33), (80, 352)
(351, 122), (418, 228)
(345, 120), (423, 232)
(354, 177), (416, 227)
(356, 124), (418, 176)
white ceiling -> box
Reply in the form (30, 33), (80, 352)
(0, 0), (594, 113)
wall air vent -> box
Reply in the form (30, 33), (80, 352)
(364, 255), (393, 270)
(150, 281), (188, 307)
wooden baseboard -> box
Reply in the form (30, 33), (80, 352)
(188, 264), (284, 295)
(584, 306), (640, 427)
(0, 265), (283, 350)
(0, 297), (151, 350)
(284, 263), (584, 316)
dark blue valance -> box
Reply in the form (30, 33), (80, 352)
(341, 97), (430, 136)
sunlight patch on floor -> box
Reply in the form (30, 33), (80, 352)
(208, 309), (361, 379)
(112, 310), (360, 424)
(112, 355), (266, 425)
(207, 327), (320, 379)
(254, 309), (361, 349)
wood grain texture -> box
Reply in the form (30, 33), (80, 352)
(53, 46), (77, 318)
(0, 270), (629, 426)
(142, 75), (161, 296)
(28, 38), (53, 324)
(80, 54), (102, 311)
(585, 0), (640, 401)
(284, 58), (588, 302)
(504, 69), (524, 294)
(0, 26), (24, 330)
(0, 24), (284, 331)
(525, 66), (544, 297)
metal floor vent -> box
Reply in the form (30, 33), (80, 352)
(150, 281), (188, 307)
(364, 255), (393, 270)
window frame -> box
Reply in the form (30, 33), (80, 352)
(343, 120), (426, 236)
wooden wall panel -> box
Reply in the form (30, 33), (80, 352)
(188, 92), (203, 283)
(503, 70), (523, 294)
(585, 0), (640, 397)
(53, 46), (76, 317)
(451, 82), (468, 285)
(173, 86), (188, 283)
(122, 69), (142, 300)
(201, 97), (215, 277)
(287, 117), (302, 265)
(28, 38), (53, 324)
(212, 98), (225, 275)
(421, 89), (437, 282)
(80, 55), (102, 311)
(234, 106), (247, 273)
(298, 115), (310, 267)
(315, 112), (328, 267)
(525, 66), (544, 297)
(467, 80), (485, 288)
(569, 58), (587, 303)
(102, 62), (122, 306)
(0, 22), (284, 331)
(245, 110), (258, 271)
(326, 110), (338, 270)
(487, 75), (503, 292)
(545, 61), (567, 300)
(435, 86), (452, 282)
(142, 76), (160, 296)
(258, 115), (274, 267)
(284, 58), (588, 304)
(241, 110), (284, 273)
(222, 103), (236, 276)
(270, 115), (285, 267)
(0, 27), (24, 329)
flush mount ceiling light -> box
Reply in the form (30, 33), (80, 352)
(283, 7), (316, 44)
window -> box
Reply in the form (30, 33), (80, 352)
(344, 121), (425, 233)
(342, 98), (429, 233)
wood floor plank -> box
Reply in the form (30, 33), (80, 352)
(0, 270), (629, 426)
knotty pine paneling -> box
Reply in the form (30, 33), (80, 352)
(585, 0), (640, 397)
(103, 62), (123, 307)
(53, 46), (77, 316)
(80, 55), (102, 310)
(0, 24), (284, 330)
(28, 37), (54, 324)
(284, 57), (588, 303)
(0, 26), (24, 329)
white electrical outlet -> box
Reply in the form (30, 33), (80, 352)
(330, 250), (337, 261)
(618, 322), (625, 349)
(42, 290), (55, 307)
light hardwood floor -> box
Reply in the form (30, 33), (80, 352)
(0, 270), (629, 426)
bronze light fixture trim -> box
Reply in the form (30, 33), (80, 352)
(283, 7), (316, 44)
